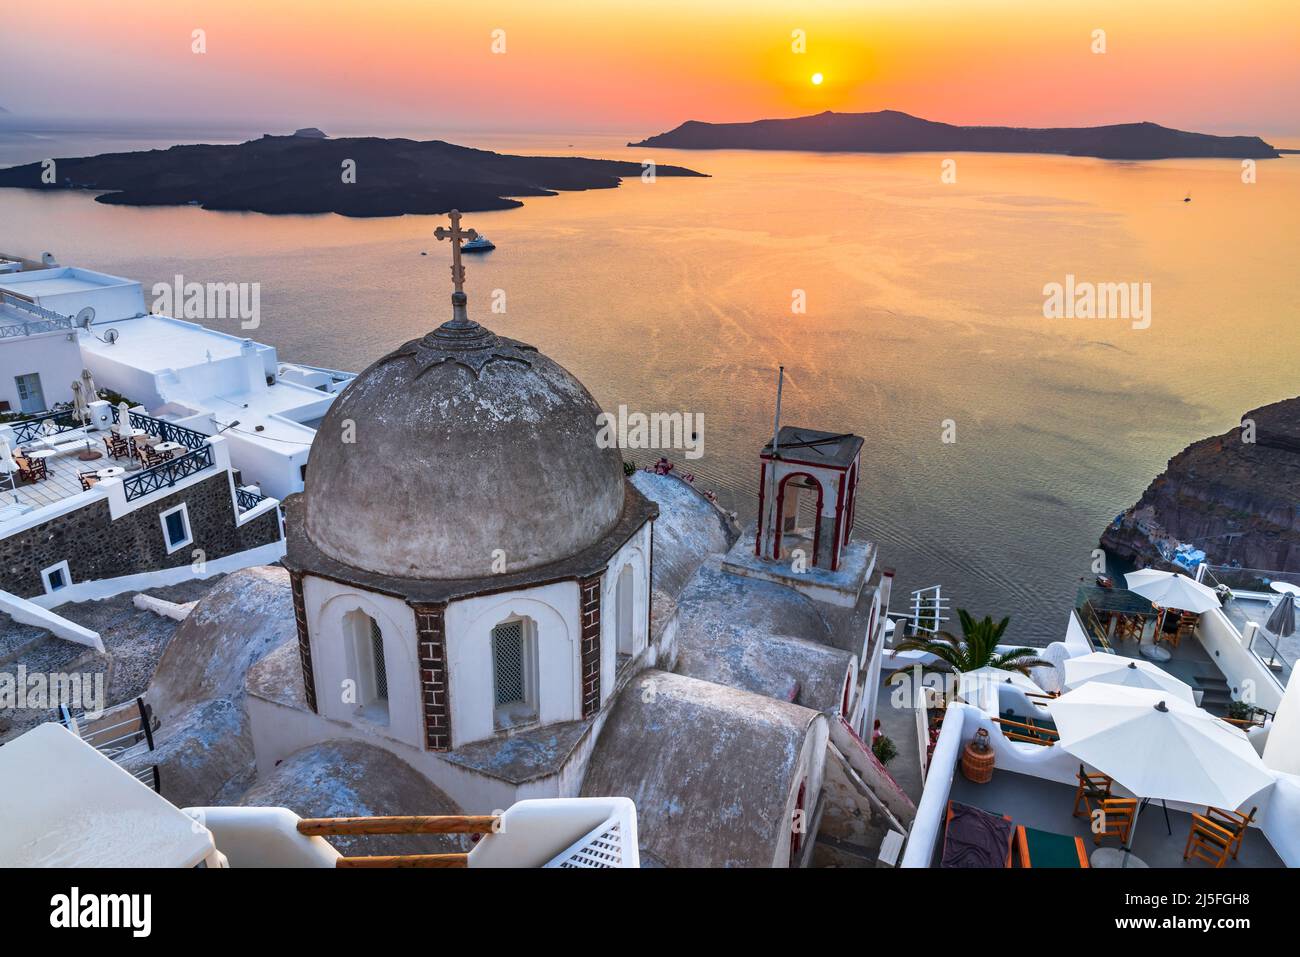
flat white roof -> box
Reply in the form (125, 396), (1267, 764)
(0, 265), (138, 297)
(80, 315), (261, 374)
(0, 723), (214, 867)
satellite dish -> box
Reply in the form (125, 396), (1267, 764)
(103, 328), (119, 345)
(75, 306), (95, 329)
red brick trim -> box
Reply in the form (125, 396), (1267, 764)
(289, 571), (317, 713)
(579, 572), (603, 718)
(411, 602), (452, 751)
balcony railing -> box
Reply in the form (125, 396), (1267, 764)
(235, 486), (266, 512)
(109, 406), (210, 449)
(6, 409), (82, 445)
(0, 293), (75, 336)
(122, 445), (215, 502)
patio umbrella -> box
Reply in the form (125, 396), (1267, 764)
(1053, 683), (1273, 849)
(72, 372), (102, 460)
(959, 666), (1042, 693)
(115, 401), (130, 434)
(1062, 652), (1195, 704)
(1264, 593), (1296, 639)
(1123, 569), (1220, 614)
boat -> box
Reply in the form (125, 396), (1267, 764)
(462, 235), (495, 252)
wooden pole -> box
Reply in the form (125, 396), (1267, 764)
(297, 815), (500, 836)
(336, 853), (470, 868)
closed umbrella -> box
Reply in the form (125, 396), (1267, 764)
(1063, 652), (1195, 703)
(1053, 683), (1273, 853)
(73, 371), (102, 460)
(1259, 593), (1296, 670)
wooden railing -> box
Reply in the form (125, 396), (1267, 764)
(296, 814), (502, 868)
(992, 716), (1059, 746)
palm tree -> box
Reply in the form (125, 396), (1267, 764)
(893, 609), (1049, 676)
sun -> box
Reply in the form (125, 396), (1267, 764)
(811, 72), (824, 86)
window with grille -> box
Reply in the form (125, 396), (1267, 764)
(492, 620), (526, 707)
(370, 617), (388, 701)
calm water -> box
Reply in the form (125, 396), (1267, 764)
(2, 126), (1298, 643)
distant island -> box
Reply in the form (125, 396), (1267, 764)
(631, 109), (1280, 159)
(1102, 396), (1300, 573)
(0, 133), (706, 217)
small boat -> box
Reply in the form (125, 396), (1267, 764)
(462, 235), (495, 252)
(1096, 575), (1115, 589)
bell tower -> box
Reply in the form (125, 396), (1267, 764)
(755, 426), (862, 573)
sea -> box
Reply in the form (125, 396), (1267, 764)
(2, 122), (1298, 645)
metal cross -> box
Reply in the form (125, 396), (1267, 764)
(433, 209), (479, 295)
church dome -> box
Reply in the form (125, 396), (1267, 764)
(304, 309), (625, 581)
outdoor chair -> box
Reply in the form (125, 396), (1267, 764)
(14, 453), (47, 483)
(1072, 764), (1113, 819)
(1183, 813), (1235, 867)
(77, 472), (100, 491)
(103, 433), (130, 459)
(1204, 806), (1256, 861)
(1014, 825), (1089, 868)
(1089, 797), (1138, 846)
(140, 445), (168, 468)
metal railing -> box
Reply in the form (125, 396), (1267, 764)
(109, 406), (210, 449)
(122, 444), (215, 501)
(57, 696), (161, 793)
(1077, 601), (1112, 653)
(235, 486), (265, 512)
(0, 293), (75, 336)
(6, 409), (82, 445)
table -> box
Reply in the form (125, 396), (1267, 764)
(153, 441), (187, 457)
(95, 467), (126, 479)
(1090, 847), (1148, 868)
(25, 449), (56, 460)
(1269, 581), (1300, 596)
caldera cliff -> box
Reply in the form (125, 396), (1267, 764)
(1102, 396), (1300, 572)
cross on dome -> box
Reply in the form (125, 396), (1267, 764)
(434, 209), (480, 329)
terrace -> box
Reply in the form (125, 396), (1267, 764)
(948, 768), (1285, 868)
(0, 407), (265, 526)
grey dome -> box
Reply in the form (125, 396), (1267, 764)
(304, 317), (625, 580)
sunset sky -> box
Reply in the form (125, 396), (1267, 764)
(3, 0), (1297, 135)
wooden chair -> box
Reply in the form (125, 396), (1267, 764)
(1176, 611), (1198, 645)
(103, 433), (130, 459)
(77, 472), (100, 491)
(1089, 797), (1138, 846)
(14, 453), (47, 483)
(139, 445), (166, 468)
(1183, 813), (1234, 867)
(1072, 764), (1113, 819)
(1204, 806), (1256, 861)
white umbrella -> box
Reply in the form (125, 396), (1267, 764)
(1124, 569), (1220, 614)
(1053, 683), (1273, 848)
(1062, 652), (1196, 703)
(0, 435), (16, 475)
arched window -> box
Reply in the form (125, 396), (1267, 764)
(346, 610), (389, 726)
(492, 617), (538, 730)
(615, 563), (635, 659)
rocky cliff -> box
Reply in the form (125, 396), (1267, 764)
(1101, 396), (1300, 572)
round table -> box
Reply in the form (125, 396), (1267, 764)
(95, 467), (126, 479)
(25, 449), (56, 460)
(153, 442), (187, 457)
(1269, 581), (1300, 596)
(1090, 848), (1148, 868)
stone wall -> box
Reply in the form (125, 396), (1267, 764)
(0, 471), (281, 598)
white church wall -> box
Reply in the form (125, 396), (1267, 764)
(445, 580), (581, 748)
(772, 713), (830, 868)
(599, 523), (652, 707)
(301, 577), (424, 751)
(244, 693), (523, 813)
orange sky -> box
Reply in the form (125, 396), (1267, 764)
(2, 0), (1297, 135)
